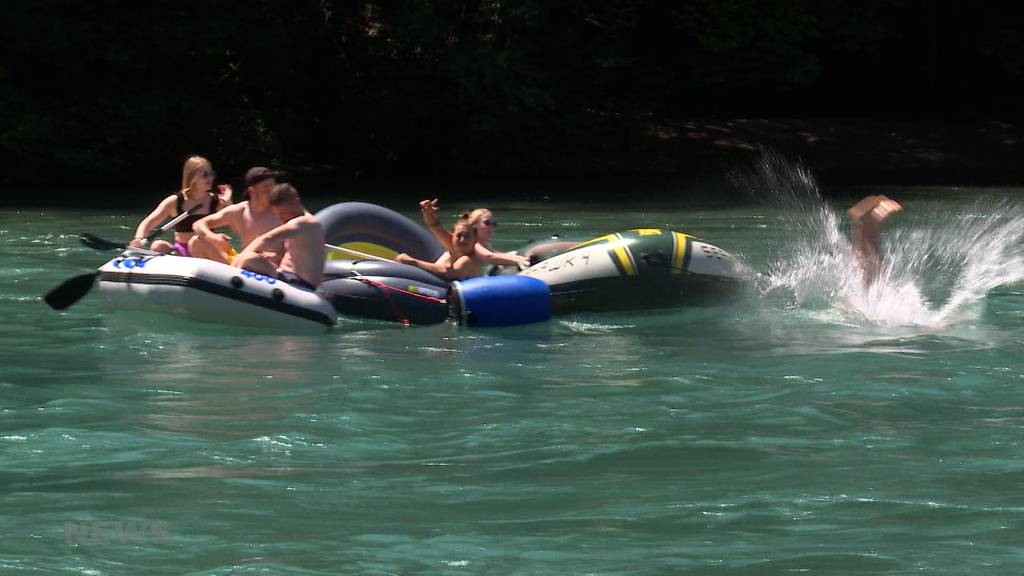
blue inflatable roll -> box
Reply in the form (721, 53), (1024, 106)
(450, 275), (551, 327)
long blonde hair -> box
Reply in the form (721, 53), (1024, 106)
(180, 155), (211, 200)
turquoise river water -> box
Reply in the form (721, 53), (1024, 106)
(4, 170), (1024, 574)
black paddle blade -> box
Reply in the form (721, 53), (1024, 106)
(43, 272), (99, 310)
(80, 233), (126, 251)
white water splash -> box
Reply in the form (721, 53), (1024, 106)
(734, 153), (1024, 328)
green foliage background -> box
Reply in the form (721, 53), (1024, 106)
(1, 0), (1021, 184)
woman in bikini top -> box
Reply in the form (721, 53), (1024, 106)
(129, 155), (232, 256)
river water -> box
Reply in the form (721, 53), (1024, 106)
(4, 163), (1024, 574)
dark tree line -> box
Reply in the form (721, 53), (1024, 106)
(1, 0), (1022, 185)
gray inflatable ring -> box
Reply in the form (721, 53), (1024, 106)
(315, 202), (445, 262)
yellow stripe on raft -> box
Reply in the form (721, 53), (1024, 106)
(565, 233), (636, 275)
(326, 241), (399, 261)
(671, 231), (690, 274)
(572, 233), (620, 249)
(612, 237), (635, 276)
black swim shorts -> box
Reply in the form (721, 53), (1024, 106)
(276, 270), (316, 291)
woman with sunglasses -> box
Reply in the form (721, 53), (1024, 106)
(418, 200), (531, 269)
(129, 155), (233, 255)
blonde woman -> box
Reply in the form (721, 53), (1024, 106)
(129, 156), (233, 255)
(418, 199), (530, 268)
(396, 218), (484, 280)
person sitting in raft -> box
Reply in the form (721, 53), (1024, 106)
(418, 199), (531, 269)
(232, 183), (325, 290)
(129, 155), (233, 255)
(189, 167), (283, 263)
(395, 217), (484, 280)
(847, 194), (903, 285)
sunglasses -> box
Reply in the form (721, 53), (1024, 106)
(480, 219), (498, 227)
(198, 170), (217, 179)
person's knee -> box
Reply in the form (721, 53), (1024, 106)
(187, 235), (204, 254)
(150, 240), (173, 253)
(188, 235), (223, 262)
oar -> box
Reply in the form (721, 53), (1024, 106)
(79, 203), (203, 251)
(43, 273), (102, 310)
(325, 243), (396, 262)
(327, 242), (531, 273)
(44, 205), (203, 310)
(79, 233), (128, 251)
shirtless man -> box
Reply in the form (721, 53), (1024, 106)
(847, 194), (903, 285)
(190, 167), (283, 263)
(232, 183), (326, 290)
(395, 219), (484, 280)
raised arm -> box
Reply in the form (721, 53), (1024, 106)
(848, 195), (902, 285)
(419, 199), (453, 252)
(216, 184), (234, 207)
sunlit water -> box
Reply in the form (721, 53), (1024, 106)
(4, 166), (1024, 574)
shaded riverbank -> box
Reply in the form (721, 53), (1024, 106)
(12, 118), (1022, 208)
(607, 117), (1024, 188)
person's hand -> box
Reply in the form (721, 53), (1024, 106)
(419, 199), (440, 226)
(211, 233), (232, 251)
(847, 195), (881, 221)
(129, 237), (145, 248)
(515, 254), (531, 268)
(217, 184), (233, 203)
(419, 198), (439, 215)
(395, 253), (414, 264)
(873, 196), (903, 218)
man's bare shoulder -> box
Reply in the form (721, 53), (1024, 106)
(291, 213), (321, 228)
(201, 201), (246, 221)
(222, 201), (250, 215)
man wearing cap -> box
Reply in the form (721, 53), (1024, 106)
(190, 167), (284, 263)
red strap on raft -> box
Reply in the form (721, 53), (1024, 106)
(354, 276), (447, 326)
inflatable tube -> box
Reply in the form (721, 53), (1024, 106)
(96, 252), (337, 330)
(315, 202), (444, 262)
(520, 228), (745, 312)
(318, 276), (448, 325)
(318, 259), (449, 325)
(450, 275), (552, 327)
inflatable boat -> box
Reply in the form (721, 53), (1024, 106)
(72, 202), (744, 330)
(314, 203), (746, 325)
(517, 228), (745, 313)
(95, 250), (337, 330)
(312, 202), (545, 326)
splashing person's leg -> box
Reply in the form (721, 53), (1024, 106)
(848, 195), (903, 285)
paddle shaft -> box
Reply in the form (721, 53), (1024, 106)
(141, 202), (204, 244)
(81, 203), (205, 251)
